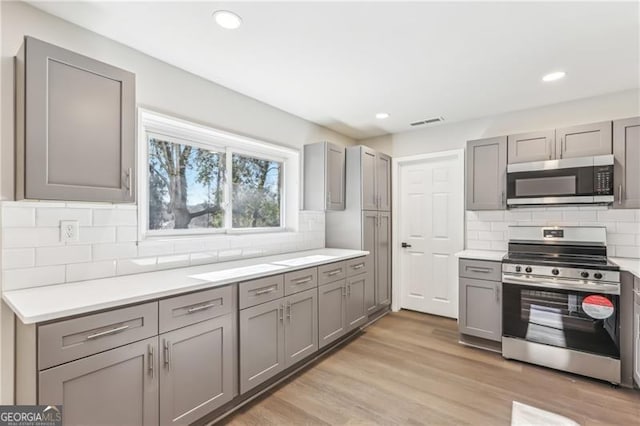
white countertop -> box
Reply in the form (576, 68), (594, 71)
(2, 248), (368, 324)
(455, 250), (506, 262)
(610, 257), (640, 279)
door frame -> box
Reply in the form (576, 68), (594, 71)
(391, 149), (465, 313)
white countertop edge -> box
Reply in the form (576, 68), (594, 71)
(3, 248), (368, 324)
(609, 257), (640, 279)
(455, 250), (506, 262)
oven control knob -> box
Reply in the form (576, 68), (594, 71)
(515, 266), (522, 272)
(594, 272), (603, 279)
(552, 268), (559, 276)
(525, 266), (532, 273)
(581, 271), (589, 278)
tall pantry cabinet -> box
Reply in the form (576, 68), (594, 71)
(326, 146), (392, 314)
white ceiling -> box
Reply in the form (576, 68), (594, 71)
(28, 1), (640, 140)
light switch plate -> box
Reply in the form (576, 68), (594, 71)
(60, 220), (79, 243)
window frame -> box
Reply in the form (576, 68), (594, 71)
(138, 109), (299, 240)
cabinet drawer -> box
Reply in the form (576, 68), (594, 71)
(284, 268), (318, 296)
(239, 275), (284, 309)
(318, 262), (347, 286)
(159, 285), (233, 333)
(459, 259), (501, 282)
(346, 256), (371, 277)
(38, 302), (158, 370)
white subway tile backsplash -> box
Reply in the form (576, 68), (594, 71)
(478, 231), (505, 241)
(93, 242), (138, 260)
(37, 208), (92, 227)
(2, 248), (35, 270)
(93, 209), (137, 226)
(66, 260), (116, 282)
(505, 211), (532, 222)
(116, 257), (158, 275)
(116, 226), (138, 242)
(607, 233), (636, 246)
(467, 221), (492, 231)
(156, 254), (190, 270)
(189, 252), (218, 266)
(36, 245), (92, 266)
(616, 222), (640, 234)
(490, 241), (508, 251)
(137, 241), (174, 257)
(597, 210), (636, 222)
(3, 228), (61, 248)
(218, 249), (243, 261)
(467, 240), (492, 250)
(76, 227), (116, 244)
(477, 211), (504, 221)
(3, 265), (66, 290)
(615, 246), (640, 258)
(2, 207), (35, 227)
(562, 210), (597, 222)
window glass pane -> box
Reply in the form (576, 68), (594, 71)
(232, 153), (282, 228)
(148, 137), (226, 230)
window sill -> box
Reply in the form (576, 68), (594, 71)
(142, 227), (294, 242)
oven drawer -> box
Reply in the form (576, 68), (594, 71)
(239, 275), (284, 309)
(38, 302), (158, 370)
(159, 285), (233, 333)
(459, 259), (501, 282)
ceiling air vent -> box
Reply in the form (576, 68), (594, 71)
(410, 117), (444, 127)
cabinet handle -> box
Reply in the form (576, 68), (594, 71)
(501, 191), (505, 207)
(618, 184), (623, 205)
(347, 283), (351, 296)
(495, 285), (500, 302)
(187, 301), (219, 313)
(86, 324), (129, 340)
(560, 137), (564, 159)
(293, 276), (313, 284)
(352, 263), (365, 270)
(287, 300), (292, 320)
(467, 267), (492, 273)
(548, 138), (552, 160)
(254, 286), (276, 295)
(163, 339), (171, 371)
(342, 285), (347, 297)
(327, 269), (342, 276)
(148, 344), (155, 377)
(327, 191), (331, 206)
(279, 304), (284, 321)
(123, 168), (132, 197)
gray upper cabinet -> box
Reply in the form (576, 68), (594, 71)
(376, 212), (392, 307)
(556, 121), (612, 159)
(376, 153), (392, 211)
(507, 130), (555, 164)
(361, 147), (378, 210)
(159, 316), (234, 426)
(39, 337), (159, 426)
(239, 299), (285, 394)
(613, 117), (640, 209)
(318, 279), (347, 349)
(284, 288), (318, 368)
(466, 137), (507, 211)
(16, 36), (135, 203)
(304, 141), (346, 210)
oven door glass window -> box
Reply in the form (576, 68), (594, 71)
(502, 283), (620, 358)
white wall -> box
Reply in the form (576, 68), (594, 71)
(361, 89), (640, 157)
(0, 1), (356, 404)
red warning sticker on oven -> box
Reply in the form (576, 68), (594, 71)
(582, 295), (614, 319)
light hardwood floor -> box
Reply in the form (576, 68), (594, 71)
(223, 310), (639, 425)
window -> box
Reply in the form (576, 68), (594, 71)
(139, 110), (299, 237)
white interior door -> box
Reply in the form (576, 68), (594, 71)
(397, 151), (464, 318)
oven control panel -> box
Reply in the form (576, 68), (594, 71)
(502, 263), (620, 284)
(594, 165), (613, 195)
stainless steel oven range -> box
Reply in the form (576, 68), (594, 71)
(501, 226), (622, 384)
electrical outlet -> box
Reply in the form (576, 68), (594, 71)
(60, 220), (79, 243)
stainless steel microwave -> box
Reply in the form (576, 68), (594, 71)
(507, 155), (614, 206)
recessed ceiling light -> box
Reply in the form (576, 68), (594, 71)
(375, 112), (390, 120)
(542, 71), (566, 82)
(213, 10), (242, 30)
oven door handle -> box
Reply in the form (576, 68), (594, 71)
(502, 275), (620, 295)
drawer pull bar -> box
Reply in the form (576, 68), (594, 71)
(187, 302), (219, 314)
(294, 277), (313, 284)
(467, 267), (492, 273)
(148, 344), (154, 377)
(327, 269), (342, 276)
(254, 286), (277, 295)
(163, 339), (171, 371)
(352, 263), (365, 270)
(86, 324), (129, 340)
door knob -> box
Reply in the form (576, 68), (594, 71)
(401, 242), (412, 248)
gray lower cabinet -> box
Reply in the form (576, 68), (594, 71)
(507, 130), (555, 163)
(613, 116), (640, 209)
(466, 137), (507, 210)
(346, 274), (368, 329)
(284, 288), (318, 367)
(459, 276), (502, 342)
(16, 36), (135, 203)
(556, 121), (612, 159)
(376, 212), (392, 307)
(239, 298), (285, 394)
(159, 316), (234, 425)
(303, 141), (346, 211)
(634, 279), (639, 386)
(318, 280), (348, 348)
(39, 337), (159, 426)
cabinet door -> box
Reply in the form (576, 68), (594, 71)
(376, 153), (392, 211)
(239, 299), (285, 393)
(634, 295), (639, 386)
(346, 274), (368, 330)
(363, 213), (378, 314)
(318, 280), (347, 349)
(507, 130), (555, 163)
(39, 337), (158, 426)
(284, 288), (318, 368)
(326, 142), (346, 210)
(613, 117), (640, 209)
(556, 121), (612, 159)
(160, 316), (234, 425)
(466, 137), (507, 210)
(20, 37), (135, 203)
(458, 277), (501, 342)
(376, 212), (392, 307)
(361, 147), (378, 210)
